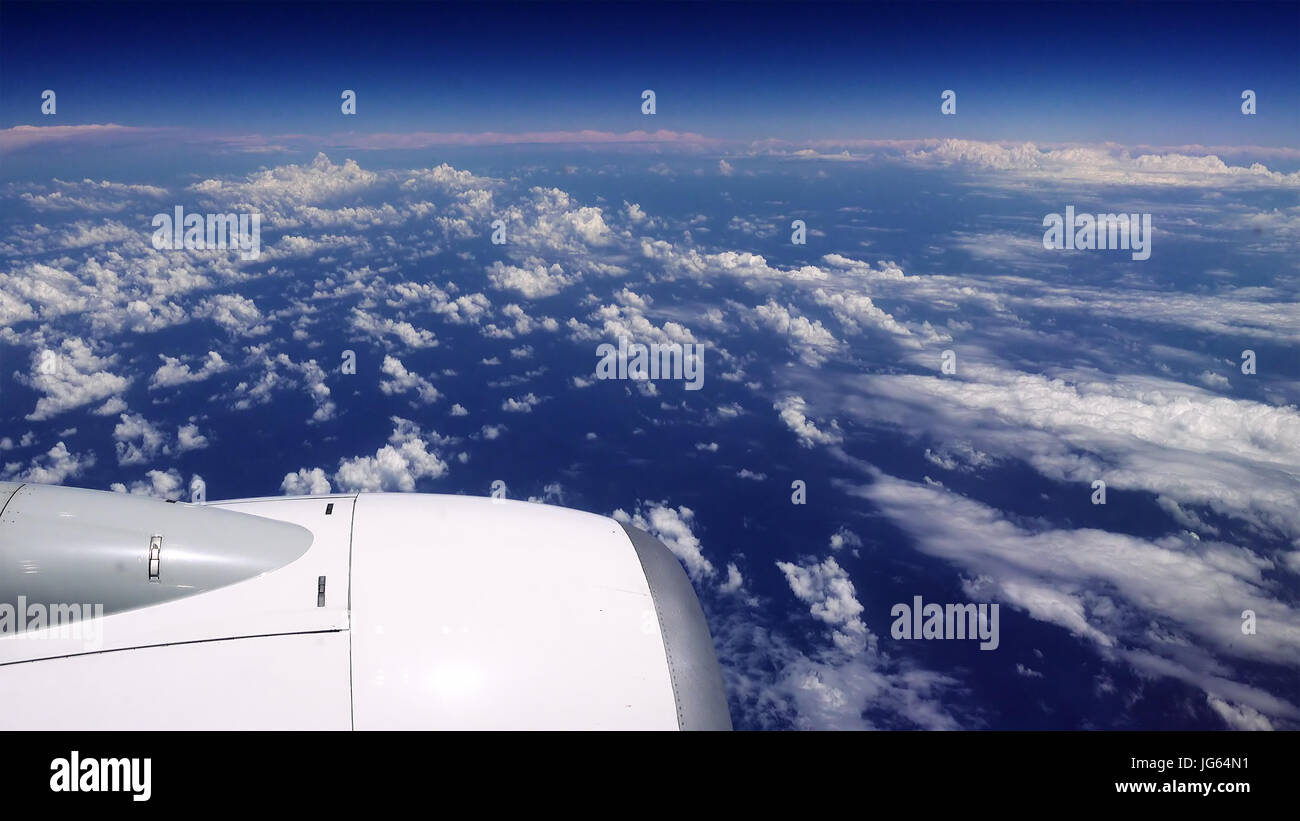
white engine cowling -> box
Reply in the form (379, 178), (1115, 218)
(0, 482), (731, 730)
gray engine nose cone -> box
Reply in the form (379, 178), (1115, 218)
(0, 483), (313, 621)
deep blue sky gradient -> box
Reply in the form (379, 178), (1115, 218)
(1, 0), (1297, 146)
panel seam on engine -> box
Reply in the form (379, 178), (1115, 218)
(0, 627), (347, 668)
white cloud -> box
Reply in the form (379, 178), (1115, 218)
(586, 302), (698, 348)
(829, 527), (862, 551)
(774, 394), (843, 447)
(527, 482), (565, 505)
(280, 420), (452, 495)
(231, 351), (335, 422)
(899, 139), (1300, 188)
(191, 153), (380, 225)
(812, 288), (914, 341)
(613, 501), (715, 580)
(752, 301), (840, 366)
(379, 355), (441, 404)
(840, 363), (1300, 541)
(176, 422), (209, 452)
(149, 351), (229, 389)
(194, 294), (270, 336)
(1207, 696), (1274, 731)
(719, 563), (745, 594)
(281, 467), (332, 496)
(112, 413), (168, 466)
(331, 417), (451, 492)
(350, 308), (437, 349)
(777, 556), (873, 655)
(852, 470), (1300, 724)
(19, 178), (168, 213)
(1, 441), (94, 484)
(18, 339), (129, 421)
(501, 393), (542, 413)
(487, 259), (573, 299)
(624, 202), (648, 223)
(112, 468), (187, 500)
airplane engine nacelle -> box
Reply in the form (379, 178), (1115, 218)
(0, 482), (731, 730)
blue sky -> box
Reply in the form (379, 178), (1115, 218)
(2, 1), (1297, 145)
